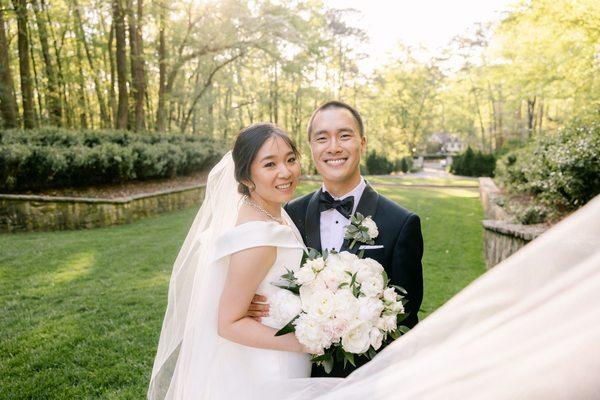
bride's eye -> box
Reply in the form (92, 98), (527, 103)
(287, 157), (297, 164)
(264, 162), (275, 168)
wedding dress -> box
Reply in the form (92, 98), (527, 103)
(147, 152), (310, 400)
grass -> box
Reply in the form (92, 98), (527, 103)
(0, 179), (485, 399)
(363, 175), (479, 187)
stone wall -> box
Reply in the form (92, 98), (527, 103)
(478, 178), (548, 269)
(0, 185), (206, 233)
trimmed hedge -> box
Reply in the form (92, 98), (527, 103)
(0, 128), (224, 191)
(496, 122), (600, 213)
(450, 147), (496, 177)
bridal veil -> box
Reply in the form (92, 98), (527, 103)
(147, 152), (242, 399)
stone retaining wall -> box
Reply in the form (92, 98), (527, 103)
(478, 177), (548, 268)
(0, 185), (206, 233)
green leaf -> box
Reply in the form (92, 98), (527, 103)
(368, 347), (377, 359)
(392, 285), (407, 295)
(398, 325), (410, 334)
(274, 315), (299, 336)
(344, 352), (356, 368)
(322, 356), (334, 374)
(272, 284), (300, 295)
(389, 329), (400, 340)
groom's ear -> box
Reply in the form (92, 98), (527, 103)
(360, 135), (367, 155)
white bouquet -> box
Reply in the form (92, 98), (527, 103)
(272, 248), (408, 373)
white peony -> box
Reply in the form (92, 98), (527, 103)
(299, 276), (327, 306)
(369, 327), (384, 350)
(304, 257), (326, 272)
(319, 264), (349, 290)
(360, 273), (385, 298)
(294, 265), (316, 285)
(294, 313), (331, 354)
(387, 300), (405, 315)
(333, 289), (359, 321)
(354, 258), (384, 284)
(383, 287), (398, 303)
(302, 288), (336, 319)
(362, 216), (379, 238)
(357, 296), (385, 325)
(341, 320), (372, 354)
(376, 314), (398, 332)
(269, 289), (302, 326)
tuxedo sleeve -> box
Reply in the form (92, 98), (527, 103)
(391, 213), (424, 329)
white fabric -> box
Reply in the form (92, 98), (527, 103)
(320, 177), (366, 251)
(261, 195), (600, 400)
(148, 151), (311, 399)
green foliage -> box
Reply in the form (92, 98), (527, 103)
(395, 156), (413, 173)
(0, 129), (224, 191)
(366, 151), (394, 175)
(496, 122), (600, 212)
(450, 147), (496, 177)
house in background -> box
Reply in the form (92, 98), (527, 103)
(427, 132), (464, 155)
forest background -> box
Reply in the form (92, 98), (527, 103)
(0, 0), (598, 165)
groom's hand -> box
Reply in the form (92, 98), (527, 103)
(247, 294), (269, 322)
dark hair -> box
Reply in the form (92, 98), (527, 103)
(307, 100), (365, 139)
(232, 123), (299, 196)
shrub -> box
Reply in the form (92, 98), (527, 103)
(451, 147), (496, 177)
(394, 156), (413, 173)
(366, 151), (394, 175)
(496, 122), (600, 212)
(0, 128), (224, 191)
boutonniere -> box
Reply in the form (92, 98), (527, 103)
(344, 212), (379, 249)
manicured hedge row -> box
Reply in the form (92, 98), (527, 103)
(496, 122), (600, 213)
(365, 151), (414, 175)
(0, 128), (224, 191)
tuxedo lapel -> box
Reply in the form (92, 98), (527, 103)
(340, 183), (380, 254)
(355, 183), (379, 218)
(305, 189), (322, 253)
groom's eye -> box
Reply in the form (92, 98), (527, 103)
(287, 157), (297, 163)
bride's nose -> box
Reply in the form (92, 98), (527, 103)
(277, 163), (292, 179)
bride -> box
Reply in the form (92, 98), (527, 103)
(147, 123), (312, 399)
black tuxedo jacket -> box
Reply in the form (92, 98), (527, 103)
(284, 184), (424, 378)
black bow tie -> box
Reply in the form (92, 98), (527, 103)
(318, 191), (354, 219)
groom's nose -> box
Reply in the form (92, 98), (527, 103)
(326, 136), (342, 154)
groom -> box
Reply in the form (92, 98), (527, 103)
(251, 101), (424, 377)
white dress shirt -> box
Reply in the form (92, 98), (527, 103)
(320, 178), (366, 252)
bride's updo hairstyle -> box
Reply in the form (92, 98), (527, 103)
(232, 123), (299, 196)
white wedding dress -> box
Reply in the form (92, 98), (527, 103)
(148, 152), (310, 399)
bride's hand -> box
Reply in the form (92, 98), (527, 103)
(247, 294), (270, 322)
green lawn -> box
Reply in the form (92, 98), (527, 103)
(363, 175), (479, 187)
(0, 180), (485, 399)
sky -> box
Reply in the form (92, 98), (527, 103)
(324, 0), (517, 73)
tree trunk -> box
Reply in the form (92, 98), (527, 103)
(126, 0), (145, 131)
(155, 0), (166, 131)
(31, 0), (61, 125)
(108, 20), (117, 123)
(527, 96), (536, 138)
(72, 0), (110, 127)
(12, 0), (36, 128)
(74, 26), (88, 128)
(113, 0), (128, 129)
(27, 21), (43, 121)
(44, 0), (69, 126)
(0, 3), (19, 128)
